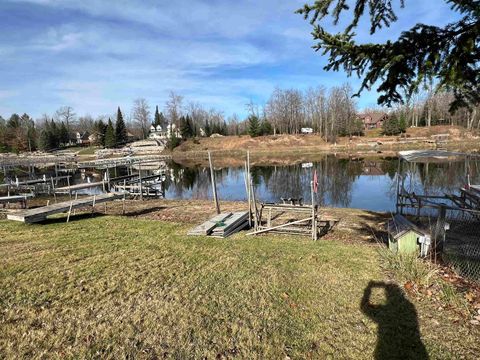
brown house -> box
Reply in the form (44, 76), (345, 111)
(358, 112), (389, 130)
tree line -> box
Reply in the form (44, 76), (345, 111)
(1, 83), (479, 153)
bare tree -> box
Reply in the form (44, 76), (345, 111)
(77, 115), (95, 133)
(132, 98), (151, 139)
(55, 106), (76, 142)
(165, 91), (183, 128)
(304, 86), (327, 135)
(186, 101), (208, 135)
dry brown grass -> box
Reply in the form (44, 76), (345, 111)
(170, 126), (480, 162)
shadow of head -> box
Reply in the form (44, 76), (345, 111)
(361, 281), (429, 360)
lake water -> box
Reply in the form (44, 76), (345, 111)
(163, 156), (480, 212)
(2, 155), (479, 213)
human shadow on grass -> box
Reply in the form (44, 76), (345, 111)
(361, 281), (428, 360)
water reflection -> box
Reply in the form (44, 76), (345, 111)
(2, 155), (479, 212)
(163, 156), (480, 212)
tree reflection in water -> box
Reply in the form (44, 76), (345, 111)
(161, 156), (480, 211)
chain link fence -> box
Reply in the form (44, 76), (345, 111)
(399, 204), (480, 283)
(442, 212), (480, 282)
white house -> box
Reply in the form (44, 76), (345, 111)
(76, 131), (90, 145)
(149, 124), (167, 140)
(149, 123), (181, 139)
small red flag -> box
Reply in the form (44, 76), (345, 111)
(313, 169), (318, 193)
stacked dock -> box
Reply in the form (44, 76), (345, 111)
(188, 211), (249, 238)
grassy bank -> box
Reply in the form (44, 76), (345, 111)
(1, 215), (479, 358)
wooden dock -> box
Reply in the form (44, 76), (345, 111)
(7, 193), (123, 223)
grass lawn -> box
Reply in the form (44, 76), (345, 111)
(1, 216), (479, 358)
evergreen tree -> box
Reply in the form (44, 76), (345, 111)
(348, 119), (365, 136)
(212, 121), (220, 135)
(398, 113), (407, 133)
(39, 120), (54, 151)
(248, 115), (261, 137)
(0, 116), (7, 152)
(115, 107), (128, 145)
(298, 0), (480, 111)
(260, 120), (273, 136)
(104, 118), (116, 148)
(38, 130), (50, 151)
(180, 115), (194, 139)
(93, 120), (107, 146)
(7, 114), (20, 129)
(166, 131), (181, 150)
(59, 122), (69, 145)
(153, 106), (167, 128)
(383, 115), (401, 136)
(205, 120), (211, 137)
(49, 120), (60, 149)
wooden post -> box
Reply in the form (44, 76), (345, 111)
(67, 175), (72, 200)
(244, 161), (252, 227)
(208, 151), (220, 214)
(311, 181), (317, 241)
(139, 163), (143, 201)
(73, 192), (78, 215)
(247, 151), (252, 226)
(250, 175), (258, 230)
(122, 182), (126, 215)
(91, 195), (96, 215)
(66, 201), (73, 223)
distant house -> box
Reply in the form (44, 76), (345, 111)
(76, 131), (90, 145)
(88, 132), (101, 144)
(148, 125), (167, 140)
(148, 124), (180, 139)
(358, 112), (388, 130)
(301, 127), (313, 134)
(127, 132), (136, 142)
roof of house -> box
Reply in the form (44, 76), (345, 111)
(387, 214), (429, 240)
(358, 112), (388, 124)
(77, 131), (90, 140)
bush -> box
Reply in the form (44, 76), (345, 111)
(166, 135), (182, 150)
(379, 249), (437, 287)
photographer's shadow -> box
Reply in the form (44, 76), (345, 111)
(361, 281), (428, 360)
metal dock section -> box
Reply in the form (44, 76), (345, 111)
(7, 193), (123, 223)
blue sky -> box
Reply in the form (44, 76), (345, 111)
(0, 0), (457, 120)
